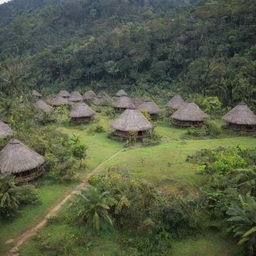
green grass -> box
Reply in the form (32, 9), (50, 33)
(3, 116), (256, 256)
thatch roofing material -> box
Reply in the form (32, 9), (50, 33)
(0, 121), (13, 139)
(222, 103), (256, 125)
(58, 90), (70, 98)
(111, 109), (153, 132)
(93, 96), (105, 106)
(0, 139), (45, 174)
(48, 96), (69, 106)
(132, 98), (144, 107)
(116, 90), (128, 97)
(171, 102), (208, 121)
(138, 100), (161, 114)
(69, 91), (83, 102)
(83, 90), (96, 101)
(32, 90), (42, 97)
(69, 103), (96, 118)
(167, 95), (185, 110)
(114, 96), (135, 109)
(34, 100), (53, 113)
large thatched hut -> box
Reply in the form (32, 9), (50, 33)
(69, 103), (96, 124)
(48, 96), (69, 106)
(69, 91), (83, 103)
(167, 95), (185, 112)
(111, 109), (153, 139)
(222, 102), (256, 131)
(83, 90), (96, 102)
(0, 139), (45, 183)
(138, 99), (161, 120)
(57, 90), (70, 98)
(34, 100), (53, 113)
(113, 96), (135, 111)
(0, 121), (13, 139)
(32, 90), (42, 97)
(116, 89), (128, 97)
(171, 102), (208, 127)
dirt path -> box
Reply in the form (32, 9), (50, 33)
(7, 149), (124, 256)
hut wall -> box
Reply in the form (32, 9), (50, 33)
(172, 119), (204, 127)
(150, 113), (159, 120)
(71, 116), (92, 124)
(15, 166), (45, 183)
(112, 129), (151, 139)
(226, 122), (256, 132)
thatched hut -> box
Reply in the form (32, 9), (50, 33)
(116, 89), (128, 97)
(111, 109), (153, 139)
(92, 95), (105, 106)
(138, 99), (161, 120)
(167, 95), (185, 112)
(0, 139), (45, 183)
(34, 100), (53, 113)
(83, 90), (96, 101)
(57, 90), (70, 98)
(69, 103), (96, 124)
(113, 96), (135, 111)
(222, 102), (256, 131)
(69, 91), (83, 103)
(0, 121), (13, 139)
(132, 98), (144, 108)
(171, 102), (208, 127)
(32, 90), (42, 97)
(48, 96), (69, 106)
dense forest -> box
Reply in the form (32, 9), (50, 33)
(0, 0), (255, 106)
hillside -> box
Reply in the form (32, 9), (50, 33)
(0, 0), (255, 104)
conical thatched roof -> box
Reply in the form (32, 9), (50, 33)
(48, 96), (69, 106)
(34, 100), (53, 113)
(0, 121), (13, 139)
(222, 102), (256, 125)
(116, 89), (128, 97)
(171, 102), (208, 121)
(32, 90), (42, 97)
(114, 96), (135, 109)
(69, 91), (83, 102)
(132, 98), (144, 107)
(138, 100), (161, 114)
(111, 109), (153, 132)
(167, 95), (185, 110)
(83, 90), (96, 101)
(58, 90), (70, 98)
(93, 95), (105, 106)
(0, 139), (45, 174)
(69, 103), (96, 118)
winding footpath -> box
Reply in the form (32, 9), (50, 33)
(7, 148), (124, 256)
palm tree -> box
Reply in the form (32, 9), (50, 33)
(227, 194), (256, 256)
(75, 185), (113, 232)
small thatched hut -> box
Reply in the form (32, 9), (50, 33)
(132, 98), (144, 108)
(114, 96), (135, 111)
(83, 90), (96, 101)
(32, 90), (42, 97)
(116, 89), (128, 97)
(222, 102), (256, 131)
(57, 90), (70, 98)
(69, 91), (83, 103)
(92, 95), (105, 106)
(167, 95), (185, 112)
(0, 121), (13, 139)
(171, 102), (208, 127)
(0, 139), (45, 183)
(138, 99), (161, 120)
(111, 109), (153, 139)
(34, 100), (53, 113)
(69, 103), (96, 124)
(48, 96), (69, 106)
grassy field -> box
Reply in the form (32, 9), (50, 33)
(2, 114), (256, 255)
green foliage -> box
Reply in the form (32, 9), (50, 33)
(0, 175), (39, 218)
(227, 194), (256, 255)
(69, 185), (113, 232)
